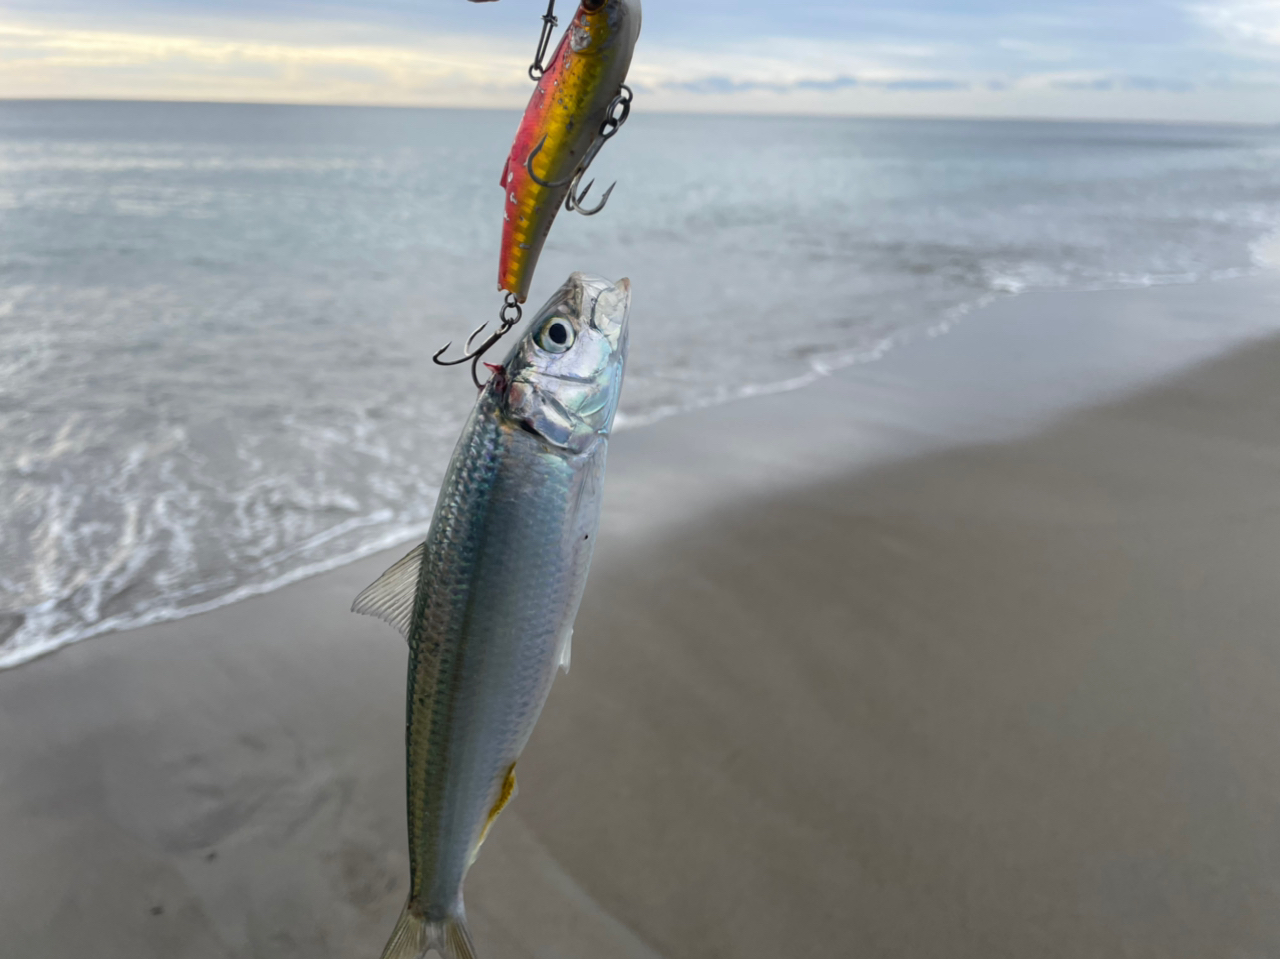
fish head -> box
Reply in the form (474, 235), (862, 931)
(498, 273), (630, 453)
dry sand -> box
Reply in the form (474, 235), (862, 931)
(3, 276), (1280, 958)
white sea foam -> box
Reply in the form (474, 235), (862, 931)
(0, 517), (435, 670)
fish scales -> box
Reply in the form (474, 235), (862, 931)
(405, 407), (603, 911)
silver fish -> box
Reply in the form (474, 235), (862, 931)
(354, 273), (631, 959)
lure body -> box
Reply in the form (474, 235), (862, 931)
(499, 0), (641, 302)
(357, 274), (630, 959)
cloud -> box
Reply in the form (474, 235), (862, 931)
(877, 78), (969, 90)
(1123, 75), (1195, 91)
(1036, 70), (1201, 93)
(663, 73), (970, 95)
(1, 2), (1276, 121)
(1051, 76), (1116, 91)
(665, 76), (789, 96)
(1192, 0), (1280, 53)
(795, 76), (859, 92)
(996, 38), (1076, 62)
(0, 21), (531, 105)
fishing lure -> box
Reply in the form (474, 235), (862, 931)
(499, 0), (641, 302)
(437, 0), (640, 386)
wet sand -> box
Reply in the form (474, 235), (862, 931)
(3, 276), (1280, 958)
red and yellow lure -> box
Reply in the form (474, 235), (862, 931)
(499, 0), (642, 303)
(439, 0), (640, 387)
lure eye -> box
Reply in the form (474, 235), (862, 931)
(536, 317), (575, 354)
(581, 0), (607, 10)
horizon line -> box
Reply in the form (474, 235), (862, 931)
(3, 96), (1277, 130)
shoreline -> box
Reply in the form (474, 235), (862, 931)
(3, 272), (1280, 956)
(5, 270), (1279, 671)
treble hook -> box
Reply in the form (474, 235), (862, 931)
(527, 133), (612, 212)
(433, 293), (523, 390)
(522, 85), (634, 216)
(565, 84), (632, 217)
(565, 173), (614, 215)
(525, 136), (573, 188)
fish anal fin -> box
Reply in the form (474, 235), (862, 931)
(471, 763), (518, 864)
(492, 763), (518, 822)
(351, 543), (425, 642)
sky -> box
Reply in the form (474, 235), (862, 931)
(2, 0), (1279, 122)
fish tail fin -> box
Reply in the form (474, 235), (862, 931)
(378, 903), (427, 959)
(431, 916), (479, 959)
(379, 900), (478, 959)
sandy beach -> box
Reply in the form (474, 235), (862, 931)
(3, 273), (1280, 958)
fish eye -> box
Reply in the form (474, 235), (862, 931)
(535, 317), (575, 354)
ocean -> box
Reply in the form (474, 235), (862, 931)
(2, 100), (1279, 667)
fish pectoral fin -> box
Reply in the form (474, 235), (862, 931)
(378, 900), (477, 959)
(557, 627), (573, 675)
(351, 543), (425, 641)
(471, 763), (518, 864)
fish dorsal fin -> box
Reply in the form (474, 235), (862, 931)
(557, 626), (573, 675)
(351, 543), (425, 641)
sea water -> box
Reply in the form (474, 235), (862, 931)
(3, 100), (1279, 666)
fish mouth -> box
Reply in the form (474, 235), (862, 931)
(589, 277), (630, 343)
(483, 363), (508, 392)
(531, 368), (609, 386)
